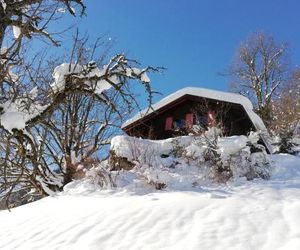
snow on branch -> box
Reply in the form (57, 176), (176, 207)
(0, 54), (159, 133)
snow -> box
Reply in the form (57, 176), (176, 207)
(0, 102), (27, 131)
(110, 135), (193, 162)
(109, 132), (270, 186)
(50, 63), (114, 93)
(218, 135), (249, 155)
(56, 7), (66, 13)
(0, 154), (299, 250)
(12, 26), (21, 39)
(94, 78), (113, 94)
(0, 100), (46, 132)
(51, 63), (82, 92)
(141, 72), (150, 83)
(0, 47), (6, 55)
(50, 62), (150, 94)
(0, 47), (8, 66)
(0, 0), (6, 11)
(0, 63), (85, 132)
(125, 67), (150, 82)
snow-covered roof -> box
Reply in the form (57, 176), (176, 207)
(123, 87), (258, 126)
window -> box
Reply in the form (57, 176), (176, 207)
(173, 118), (185, 130)
(165, 113), (194, 131)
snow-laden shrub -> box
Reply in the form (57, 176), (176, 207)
(273, 130), (300, 155)
(63, 162), (120, 194)
(104, 130), (270, 190)
(68, 132), (270, 192)
(84, 163), (115, 188)
(183, 129), (270, 182)
(0, 188), (42, 210)
(293, 138), (300, 155)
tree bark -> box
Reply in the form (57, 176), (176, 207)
(0, 5), (6, 49)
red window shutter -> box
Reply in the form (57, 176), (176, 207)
(165, 117), (173, 130)
(208, 110), (217, 127)
(185, 113), (194, 128)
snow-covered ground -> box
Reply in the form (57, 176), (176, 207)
(0, 154), (299, 250)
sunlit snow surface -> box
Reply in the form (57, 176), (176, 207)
(0, 154), (300, 250)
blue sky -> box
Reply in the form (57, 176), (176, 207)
(58, 0), (300, 104)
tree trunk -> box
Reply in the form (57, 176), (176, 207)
(0, 5), (6, 48)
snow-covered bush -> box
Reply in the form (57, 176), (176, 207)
(84, 163), (117, 189)
(105, 130), (271, 191)
(0, 188), (42, 210)
(186, 129), (270, 182)
(273, 130), (300, 155)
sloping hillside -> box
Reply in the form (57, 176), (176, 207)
(0, 154), (299, 250)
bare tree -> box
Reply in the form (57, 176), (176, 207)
(0, 0), (87, 208)
(0, 1), (161, 208)
(228, 32), (289, 127)
(271, 67), (300, 133)
(270, 67), (300, 153)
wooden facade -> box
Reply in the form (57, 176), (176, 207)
(123, 94), (256, 140)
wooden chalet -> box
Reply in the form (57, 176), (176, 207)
(122, 87), (273, 153)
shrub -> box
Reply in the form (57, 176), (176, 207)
(100, 132), (272, 191)
(273, 131), (300, 154)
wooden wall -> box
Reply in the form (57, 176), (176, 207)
(124, 96), (256, 139)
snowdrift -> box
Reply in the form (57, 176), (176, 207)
(0, 154), (300, 250)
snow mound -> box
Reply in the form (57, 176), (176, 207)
(271, 154), (300, 180)
(107, 132), (270, 191)
(0, 154), (300, 250)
